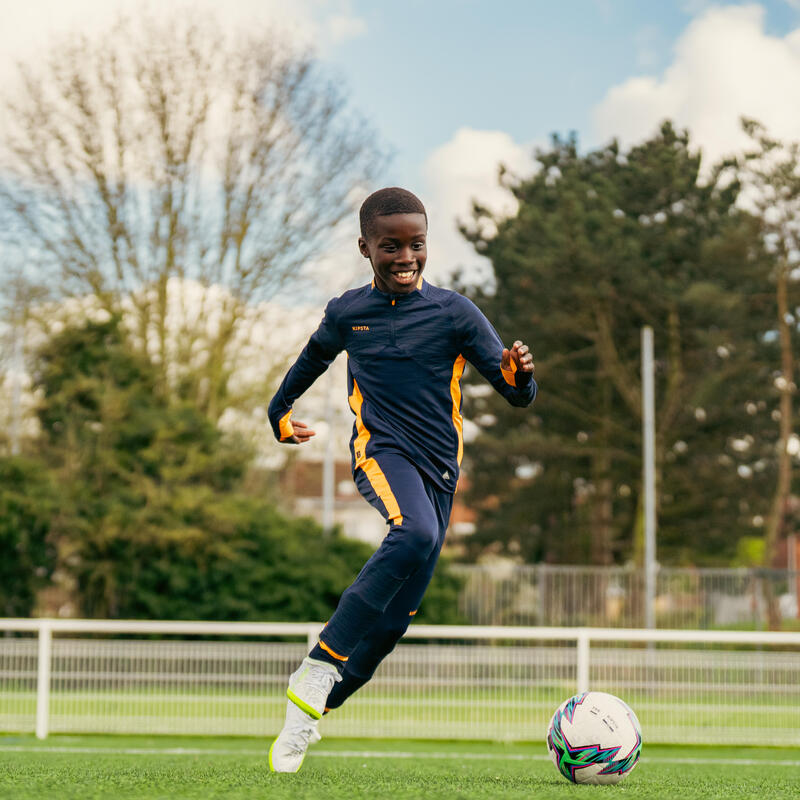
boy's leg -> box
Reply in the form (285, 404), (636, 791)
(325, 479), (453, 710)
(308, 453), (442, 668)
(324, 532), (441, 710)
(271, 453), (441, 771)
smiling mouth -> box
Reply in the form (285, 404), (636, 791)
(391, 268), (417, 285)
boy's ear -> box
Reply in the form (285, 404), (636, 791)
(358, 236), (370, 258)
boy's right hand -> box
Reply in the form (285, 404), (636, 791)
(283, 419), (316, 444)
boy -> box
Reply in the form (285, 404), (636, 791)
(267, 187), (535, 772)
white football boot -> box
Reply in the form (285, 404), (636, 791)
(269, 658), (341, 773)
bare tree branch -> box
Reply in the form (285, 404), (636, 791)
(0, 12), (385, 418)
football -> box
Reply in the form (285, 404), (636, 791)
(546, 691), (642, 785)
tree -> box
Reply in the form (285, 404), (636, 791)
(35, 314), (252, 616)
(33, 315), (465, 622)
(0, 270), (49, 456)
(108, 497), (466, 624)
(737, 119), (800, 574)
(0, 11), (384, 419)
(459, 123), (774, 566)
(0, 457), (55, 616)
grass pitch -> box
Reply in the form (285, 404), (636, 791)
(1, 735), (799, 799)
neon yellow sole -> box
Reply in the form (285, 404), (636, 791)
(269, 736), (304, 773)
(287, 688), (322, 720)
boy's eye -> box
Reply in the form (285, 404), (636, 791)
(412, 242), (425, 250)
(382, 244), (397, 252)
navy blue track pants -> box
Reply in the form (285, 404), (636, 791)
(312, 451), (453, 710)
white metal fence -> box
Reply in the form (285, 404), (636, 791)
(1, 619), (799, 745)
(453, 564), (800, 629)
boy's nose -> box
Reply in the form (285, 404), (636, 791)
(396, 248), (415, 263)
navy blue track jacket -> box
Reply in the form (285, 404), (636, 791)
(268, 279), (536, 495)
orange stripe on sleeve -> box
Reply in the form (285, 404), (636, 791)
(501, 356), (518, 387)
(278, 410), (294, 440)
(408, 609), (418, 617)
(348, 378), (404, 525)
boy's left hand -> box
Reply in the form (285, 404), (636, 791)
(502, 340), (534, 375)
(283, 419), (316, 444)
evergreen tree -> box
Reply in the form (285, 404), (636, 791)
(33, 315), (466, 621)
(35, 315), (248, 616)
(0, 457), (55, 616)
(460, 123), (774, 565)
(737, 119), (800, 573)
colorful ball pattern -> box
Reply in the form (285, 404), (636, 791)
(546, 691), (642, 785)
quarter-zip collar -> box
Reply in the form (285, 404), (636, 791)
(370, 276), (428, 300)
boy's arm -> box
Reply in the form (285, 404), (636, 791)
(456, 297), (537, 408)
(268, 300), (344, 443)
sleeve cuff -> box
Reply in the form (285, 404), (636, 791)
(277, 409), (295, 441)
(515, 369), (534, 388)
(501, 359), (518, 387)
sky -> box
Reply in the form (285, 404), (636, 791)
(3, 1), (800, 460)
(3, 0), (800, 286)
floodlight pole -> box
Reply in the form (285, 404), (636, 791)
(642, 326), (657, 629)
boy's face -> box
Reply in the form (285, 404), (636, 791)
(358, 213), (427, 295)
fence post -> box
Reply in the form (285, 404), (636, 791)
(35, 622), (52, 740)
(306, 624), (322, 652)
(536, 563), (545, 625)
(576, 633), (590, 694)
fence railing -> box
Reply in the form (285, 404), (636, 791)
(452, 564), (800, 629)
(2, 618), (799, 745)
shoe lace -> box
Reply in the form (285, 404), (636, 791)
(309, 663), (340, 693)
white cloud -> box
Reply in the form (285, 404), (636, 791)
(593, 4), (800, 168)
(0, 0), (366, 87)
(421, 128), (536, 287)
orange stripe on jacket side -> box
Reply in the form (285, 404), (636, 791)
(450, 355), (466, 465)
(318, 639), (348, 662)
(501, 354), (518, 387)
(348, 378), (404, 525)
(278, 410), (294, 440)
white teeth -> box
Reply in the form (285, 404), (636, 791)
(395, 271), (415, 278)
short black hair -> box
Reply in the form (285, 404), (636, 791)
(359, 187), (427, 239)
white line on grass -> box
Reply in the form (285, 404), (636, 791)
(0, 745), (799, 767)
(319, 751), (800, 767)
(0, 746), (259, 756)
